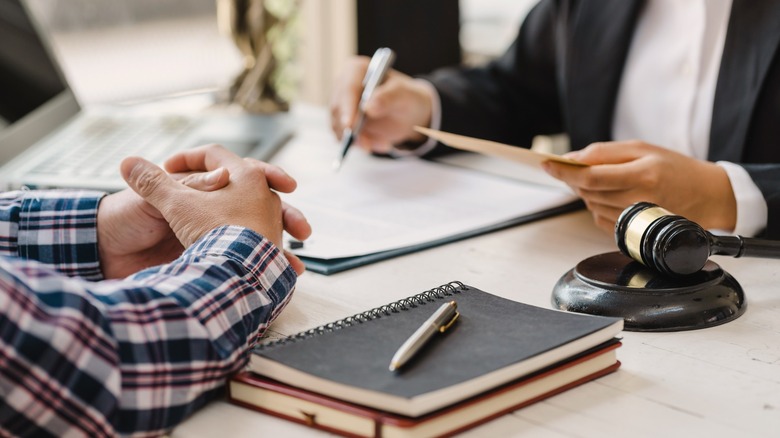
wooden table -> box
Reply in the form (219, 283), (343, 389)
(172, 106), (780, 438)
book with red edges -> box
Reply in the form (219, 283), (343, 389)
(230, 282), (623, 436)
(230, 342), (620, 437)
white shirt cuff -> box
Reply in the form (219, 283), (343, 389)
(716, 161), (767, 237)
(389, 79), (442, 158)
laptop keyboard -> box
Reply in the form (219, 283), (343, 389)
(30, 114), (194, 178)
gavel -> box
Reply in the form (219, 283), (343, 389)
(615, 202), (780, 277)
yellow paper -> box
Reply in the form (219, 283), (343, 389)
(414, 126), (587, 167)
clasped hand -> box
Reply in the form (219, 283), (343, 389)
(98, 144), (311, 279)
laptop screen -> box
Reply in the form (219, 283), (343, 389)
(0, 0), (80, 167)
(0, 0), (66, 127)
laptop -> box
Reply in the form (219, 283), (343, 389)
(0, 0), (293, 192)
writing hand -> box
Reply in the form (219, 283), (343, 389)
(329, 56), (434, 154)
(542, 140), (737, 233)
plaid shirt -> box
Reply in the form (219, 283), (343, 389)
(0, 190), (297, 437)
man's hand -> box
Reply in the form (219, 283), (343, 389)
(330, 56), (435, 154)
(162, 144), (311, 275)
(98, 145), (311, 278)
(97, 167), (230, 279)
(542, 140), (737, 233)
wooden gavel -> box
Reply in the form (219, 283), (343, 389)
(615, 202), (780, 277)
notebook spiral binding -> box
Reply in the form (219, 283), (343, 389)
(257, 281), (466, 350)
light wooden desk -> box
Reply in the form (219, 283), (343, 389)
(173, 106), (780, 438)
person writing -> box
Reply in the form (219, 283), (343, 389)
(330, 0), (780, 238)
(0, 144), (311, 436)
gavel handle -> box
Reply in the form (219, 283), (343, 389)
(710, 234), (780, 258)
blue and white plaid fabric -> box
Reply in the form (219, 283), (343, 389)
(0, 190), (296, 437)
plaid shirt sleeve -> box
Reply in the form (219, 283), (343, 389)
(0, 189), (105, 279)
(0, 191), (298, 437)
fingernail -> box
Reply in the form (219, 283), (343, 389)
(123, 157), (146, 182)
(204, 168), (223, 185)
(269, 164), (290, 179)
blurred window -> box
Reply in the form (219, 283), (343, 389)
(25, 0), (242, 104)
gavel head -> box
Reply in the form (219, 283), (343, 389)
(615, 202), (711, 277)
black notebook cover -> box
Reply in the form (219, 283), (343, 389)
(248, 281), (623, 416)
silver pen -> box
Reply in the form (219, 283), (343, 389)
(334, 47), (396, 171)
(389, 300), (460, 372)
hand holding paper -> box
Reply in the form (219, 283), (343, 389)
(414, 126), (587, 168)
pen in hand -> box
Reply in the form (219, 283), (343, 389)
(334, 47), (396, 171)
(389, 300), (459, 372)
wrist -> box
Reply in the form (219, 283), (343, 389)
(699, 162), (737, 231)
(393, 79), (439, 155)
(96, 194), (122, 278)
(408, 78), (437, 138)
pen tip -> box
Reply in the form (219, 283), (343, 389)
(389, 363), (398, 372)
(332, 159), (342, 172)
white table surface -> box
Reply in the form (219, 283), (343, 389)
(172, 105), (780, 438)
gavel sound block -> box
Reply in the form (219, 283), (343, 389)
(551, 202), (757, 332)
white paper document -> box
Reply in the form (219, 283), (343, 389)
(284, 152), (578, 260)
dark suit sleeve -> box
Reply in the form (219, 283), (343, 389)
(741, 165), (780, 238)
(422, 0), (564, 156)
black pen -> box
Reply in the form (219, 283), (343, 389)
(389, 301), (459, 371)
(334, 47), (396, 171)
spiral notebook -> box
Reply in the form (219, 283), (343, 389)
(241, 281), (623, 418)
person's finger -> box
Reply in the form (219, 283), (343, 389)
(163, 143), (244, 174)
(178, 167), (230, 191)
(363, 87), (391, 119)
(592, 213), (617, 233)
(242, 158), (297, 193)
(165, 144), (297, 193)
(120, 156), (185, 212)
(354, 130), (384, 153)
(543, 161), (643, 191)
(282, 202), (312, 241)
(335, 57), (370, 129)
(362, 73), (406, 119)
(577, 197), (625, 233)
(584, 200), (626, 224)
(575, 187), (638, 209)
(564, 141), (652, 165)
(283, 250), (307, 276)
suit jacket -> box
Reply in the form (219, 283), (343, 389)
(427, 0), (780, 238)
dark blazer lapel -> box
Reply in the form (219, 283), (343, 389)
(710, 0), (780, 162)
(564, 0), (643, 149)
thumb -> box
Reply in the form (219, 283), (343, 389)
(120, 156), (183, 212)
(177, 167), (230, 192)
(570, 141), (647, 165)
(364, 86), (392, 119)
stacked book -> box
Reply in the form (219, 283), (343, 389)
(229, 282), (623, 437)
